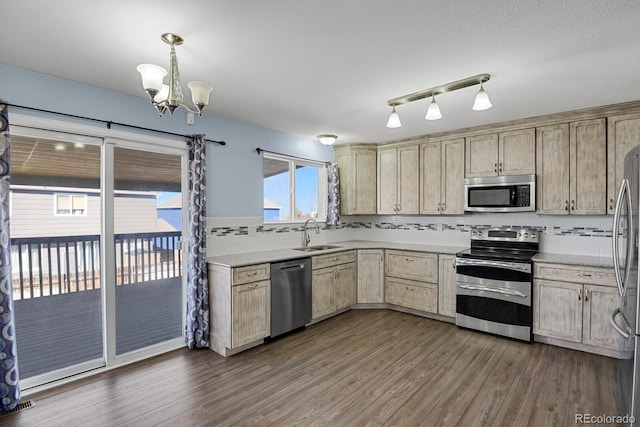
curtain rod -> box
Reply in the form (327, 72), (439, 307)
(255, 148), (331, 165)
(3, 103), (226, 146)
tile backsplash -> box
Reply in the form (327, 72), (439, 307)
(207, 213), (614, 259)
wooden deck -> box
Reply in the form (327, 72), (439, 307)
(14, 277), (182, 379)
(4, 309), (623, 426)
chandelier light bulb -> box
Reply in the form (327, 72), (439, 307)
(425, 96), (442, 120)
(386, 106), (402, 128)
(472, 84), (493, 111)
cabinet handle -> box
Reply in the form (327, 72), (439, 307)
(248, 271), (258, 276)
(571, 200), (575, 211)
(441, 202), (446, 212)
(452, 259), (456, 269)
(332, 257), (339, 261)
(585, 289), (590, 302)
(499, 162), (503, 173)
(405, 258), (415, 262)
(565, 200), (569, 211)
(578, 289), (582, 301)
(583, 273), (592, 277)
(494, 162), (498, 173)
(610, 198), (614, 211)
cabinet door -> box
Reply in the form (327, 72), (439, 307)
(441, 138), (465, 214)
(357, 250), (384, 303)
(377, 148), (398, 214)
(583, 284), (622, 350)
(353, 150), (377, 214)
(465, 133), (499, 177)
(499, 128), (535, 175)
(536, 124), (570, 214)
(335, 263), (357, 310)
(334, 148), (352, 215)
(312, 268), (335, 319)
(438, 254), (457, 317)
(533, 279), (582, 343)
(420, 141), (442, 214)
(570, 118), (606, 214)
(231, 280), (270, 348)
(385, 277), (438, 312)
(607, 113), (640, 213)
(398, 145), (420, 214)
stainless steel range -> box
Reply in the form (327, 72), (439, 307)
(455, 226), (539, 342)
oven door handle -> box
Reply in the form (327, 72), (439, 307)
(456, 257), (531, 273)
(457, 284), (528, 298)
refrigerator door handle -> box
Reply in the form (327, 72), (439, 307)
(623, 179), (633, 296)
(610, 307), (631, 339)
(612, 179), (629, 297)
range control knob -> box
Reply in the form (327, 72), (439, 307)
(523, 232), (529, 238)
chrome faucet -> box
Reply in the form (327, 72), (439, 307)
(302, 218), (320, 248)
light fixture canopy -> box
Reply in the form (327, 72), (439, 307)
(472, 84), (493, 111)
(425, 96), (442, 120)
(386, 106), (402, 128)
(317, 134), (338, 145)
(137, 33), (213, 117)
(386, 73), (491, 127)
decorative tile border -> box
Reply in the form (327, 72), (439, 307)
(209, 221), (613, 238)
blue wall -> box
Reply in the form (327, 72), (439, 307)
(0, 63), (335, 218)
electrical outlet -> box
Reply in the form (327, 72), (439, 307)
(545, 225), (554, 236)
(248, 225), (257, 236)
(186, 111), (195, 125)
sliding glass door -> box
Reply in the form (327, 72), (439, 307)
(10, 126), (186, 389)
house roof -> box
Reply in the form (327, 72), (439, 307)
(264, 198), (281, 209)
(158, 194), (182, 209)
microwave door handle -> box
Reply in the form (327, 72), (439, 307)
(612, 179), (628, 297)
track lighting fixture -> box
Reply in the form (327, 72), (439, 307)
(386, 73), (491, 128)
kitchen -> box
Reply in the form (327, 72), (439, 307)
(1, 1), (640, 426)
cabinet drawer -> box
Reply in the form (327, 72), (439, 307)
(232, 263), (270, 285)
(385, 277), (438, 313)
(534, 263), (615, 287)
(385, 250), (438, 282)
(313, 250), (357, 270)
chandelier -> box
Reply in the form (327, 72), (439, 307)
(136, 33), (214, 117)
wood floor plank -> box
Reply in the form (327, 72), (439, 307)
(4, 310), (623, 427)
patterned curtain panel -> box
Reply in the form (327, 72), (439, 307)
(0, 104), (20, 410)
(326, 161), (340, 226)
(184, 134), (209, 349)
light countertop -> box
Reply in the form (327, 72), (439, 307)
(207, 240), (467, 268)
(533, 252), (614, 269)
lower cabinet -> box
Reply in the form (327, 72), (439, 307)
(533, 262), (624, 352)
(384, 249), (438, 313)
(357, 249), (384, 303)
(438, 254), (457, 317)
(312, 250), (357, 319)
(208, 262), (271, 356)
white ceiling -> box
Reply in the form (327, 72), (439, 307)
(1, 1), (639, 144)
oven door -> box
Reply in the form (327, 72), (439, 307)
(455, 257), (533, 341)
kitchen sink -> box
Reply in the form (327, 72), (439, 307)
(293, 245), (342, 252)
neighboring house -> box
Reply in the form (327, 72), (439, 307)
(263, 198), (281, 221)
(156, 193), (182, 232)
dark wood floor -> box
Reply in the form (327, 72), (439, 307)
(4, 310), (622, 426)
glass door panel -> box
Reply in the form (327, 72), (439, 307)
(113, 146), (183, 355)
(10, 131), (104, 384)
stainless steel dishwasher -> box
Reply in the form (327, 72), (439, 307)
(270, 258), (312, 338)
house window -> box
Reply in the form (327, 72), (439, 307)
(54, 194), (87, 216)
(263, 154), (327, 222)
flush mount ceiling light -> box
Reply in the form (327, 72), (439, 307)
(137, 33), (214, 117)
(386, 73), (491, 128)
(317, 134), (338, 145)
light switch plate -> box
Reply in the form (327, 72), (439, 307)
(186, 111), (195, 125)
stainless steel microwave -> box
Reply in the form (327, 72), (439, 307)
(464, 174), (535, 212)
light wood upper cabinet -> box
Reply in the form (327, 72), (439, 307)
(536, 119), (606, 215)
(465, 134), (499, 177)
(499, 129), (536, 175)
(334, 145), (377, 215)
(438, 254), (456, 317)
(465, 129), (535, 178)
(357, 249), (384, 303)
(377, 144), (419, 214)
(420, 138), (464, 214)
(608, 113), (640, 213)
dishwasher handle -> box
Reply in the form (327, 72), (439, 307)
(280, 264), (306, 272)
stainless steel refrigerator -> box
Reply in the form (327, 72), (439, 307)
(611, 144), (640, 426)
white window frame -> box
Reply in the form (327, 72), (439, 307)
(263, 153), (327, 224)
(54, 193), (88, 216)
